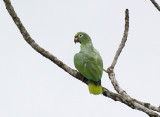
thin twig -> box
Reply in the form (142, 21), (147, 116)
(105, 9), (129, 96)
(110, 9), (129, 69)
(150, 0), (160, 11)
(3, 0), (160, 116)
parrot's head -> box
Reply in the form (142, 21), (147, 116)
(74, 32), (92, 44)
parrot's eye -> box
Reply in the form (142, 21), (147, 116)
(79, 34), (83, 38)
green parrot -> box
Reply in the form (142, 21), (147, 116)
(74, 32), (103, 95)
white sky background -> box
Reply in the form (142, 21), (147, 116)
(1, 0), (160, 117)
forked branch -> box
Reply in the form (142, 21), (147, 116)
(104, 6), (160, 115)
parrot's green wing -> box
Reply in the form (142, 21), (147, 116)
(74, 50), (103, 82)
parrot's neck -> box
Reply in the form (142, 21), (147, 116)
(80, 42), (94, 52)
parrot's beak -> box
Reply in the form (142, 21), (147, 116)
(74, 37), (80, 43)
(74, 34), (80, 43)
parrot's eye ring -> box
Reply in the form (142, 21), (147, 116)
(79, 34), (83, 38)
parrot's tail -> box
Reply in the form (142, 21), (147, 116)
(88, 81), (103, 95)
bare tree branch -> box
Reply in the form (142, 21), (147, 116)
(104, 9), (160, 113)
(3, 0), (160, 117)
(110, 9), (129, 69)
(104, 9), (129, 96)
(104, 68), (160, 113)
(150, 0), (160, 11)
(103, 87), (160, 117)
(103, 9), (130, 97)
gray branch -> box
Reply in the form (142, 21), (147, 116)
(150, 0), (160, 11)
(105, 9), (130, 96)
(3, 0), (160, 117)
(104, 8), (160, 114)
(110, 9), (129, 69)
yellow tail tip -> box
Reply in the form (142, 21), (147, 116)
(88, 82), (103, 95)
